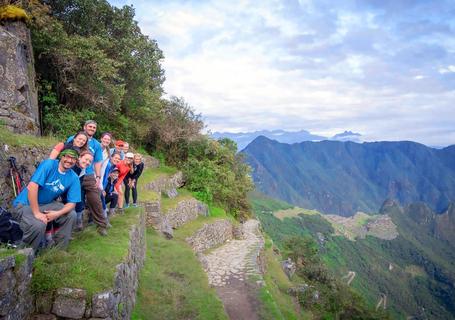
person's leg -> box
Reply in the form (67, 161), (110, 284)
(43, 201), (76, 249)
(12, 205), (46, 252)
(82, 175), (107, 232)
(117, 184), (124, 209)
(75, 199), (85, 230)
(132, 182), (138, 205)
(124, 180), (131, 207)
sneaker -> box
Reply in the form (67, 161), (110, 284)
(132, 203), (138, 207)
(97, 227), (108, 236)
(124, 204), (130, 208)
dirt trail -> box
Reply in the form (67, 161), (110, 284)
(204, 220), (264, 320)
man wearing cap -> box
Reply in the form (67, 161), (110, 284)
(12, 149), (80, 252)
(67, 120), (108, 236)
(110, 140), (125, 160)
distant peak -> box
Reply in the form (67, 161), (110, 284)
(379, 199), (403, 214)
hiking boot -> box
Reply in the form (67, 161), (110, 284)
(97, 227), (108, 236)
(108, 208), (116, 216)
(117, 208), (125, 215)
(75, 219), (83, 232)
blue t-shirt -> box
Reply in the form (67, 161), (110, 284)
(13, 159), (81, 207)
(67, 135), (103, 175)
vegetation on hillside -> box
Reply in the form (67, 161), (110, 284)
(22, 0), (252, 218)
(251, 192), (455, 319)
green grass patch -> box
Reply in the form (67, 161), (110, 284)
(0, 126), (57, 147)
(132, 228), (228, 320)
(274, 207), (319, 220)
(0, 247), (27, 268)
(208, 205), (228, 218)
(161, 189), (194, 213)
(31, 208), (141, 298)
(259, 246), (307, 320)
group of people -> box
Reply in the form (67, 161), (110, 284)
(10, 120), (144, 252)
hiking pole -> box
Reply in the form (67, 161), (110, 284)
(8, 157), (23, 195)
(10, 166), (17, 197)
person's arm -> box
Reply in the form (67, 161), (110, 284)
(49, 142), (64, 160)
(27, 182), (47, 224)
(45, 203), (76, 222)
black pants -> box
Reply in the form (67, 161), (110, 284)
(124, 179), (139, 204)
(105, 193), (118, 209)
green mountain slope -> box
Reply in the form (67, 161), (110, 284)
(243, 136), (455, 216)
(250, 193), (455, 319)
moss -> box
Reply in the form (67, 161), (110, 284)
(0, 5), (29, 22)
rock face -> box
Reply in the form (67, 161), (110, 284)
(0, 248), (35, 320)
(0, 144), (50, 208)
(0, 21), (40, 135)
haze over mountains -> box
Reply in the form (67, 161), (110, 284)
(243, 136), (455, 216)
(211, 129), (362, 151)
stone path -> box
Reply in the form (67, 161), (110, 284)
(203, 220), (264, 320)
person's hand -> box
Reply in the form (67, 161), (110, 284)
(34, 211), (48, 224)
(44, 210), (60, 222)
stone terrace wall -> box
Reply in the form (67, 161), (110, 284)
(144, 197), (208, 239)
(0, 145), (50, 208)
(144, 171), (184, 194)
(33, 212), (146, 319)
(0, 21), (40, 135)
(0, 248), (35, 320)
(164, 198), (208, 229)
(185, 220), (236, 253)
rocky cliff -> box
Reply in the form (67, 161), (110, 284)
(0, 17), (40, 135)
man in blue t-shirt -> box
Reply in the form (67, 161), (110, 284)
(67, 120), (108, 235)
(12, 149), (81, 252)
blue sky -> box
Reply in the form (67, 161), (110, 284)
(109, 0), (455, 146)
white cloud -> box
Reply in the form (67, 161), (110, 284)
(109, 0), (455, 146)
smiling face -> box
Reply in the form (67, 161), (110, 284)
(122, 143), (129, 153)
(111, 153), (121, 165)
(60, 154), (77, 170)
(100, 134), (111, 148)
(73, 133), (88, 148)
(133, 155), (142, 165)
(78, 153), (94, 169)
(125, 156), (133, 164)
(84, 123), (97, 137)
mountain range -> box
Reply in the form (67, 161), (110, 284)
(211, 129), (362, 151)
(243, 136), (455, 216)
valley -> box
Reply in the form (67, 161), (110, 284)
(250, 193), (455, 319)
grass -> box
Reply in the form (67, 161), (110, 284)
(0, 246), (27, 268)
(0, 126), (57, 147)
(258, 242), (308, 320)
(274, 207), (319, 220)
(31, 208), (141, 298)
(132, 228), (228, 320)
(161, 188), (194, 213)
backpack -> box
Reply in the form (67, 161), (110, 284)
(0, 207), (23, 245)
